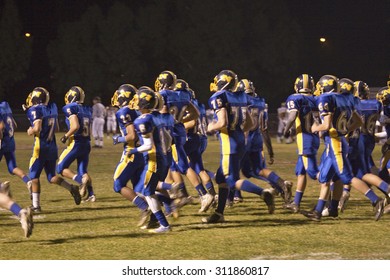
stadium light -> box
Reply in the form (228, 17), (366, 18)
(320, 37), (326, 43)
(25, 33), (31, 38)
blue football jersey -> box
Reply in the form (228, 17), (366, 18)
(317, 92), (355, 137)
(358, 99), (382, 136)
(208, 90), (248, 154)
(0, 101), (16, 152)
(246, 94), (266, 152)
(62, 103), (92, 142)
(115, 106), (140, 150)
(27, 103), (59, 159)
(286, 93), (320, 155)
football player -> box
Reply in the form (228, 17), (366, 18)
(283, 74), (320, 213)
(337, 81), (389, 212)
(302, 75), (386, 221)
(0, 181), (33, 238)
(0, 101), (32, 194)
(24, 87), (81, 212)
(111, 84), (151, 227)
(176, 80), (216, 199)
(237, 79), (293, 206)
(202, 70), (274, 223)
(155, 71), (214, 213)
(56, 86), (96, 202)
(130, 87), (172, 233)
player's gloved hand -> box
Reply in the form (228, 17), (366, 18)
(112, 135), (125, 145)
(268, 156), (274, 165)
(60, 135), (68, 144)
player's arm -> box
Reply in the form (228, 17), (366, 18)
(0, 120), (4, 140)
(242, 109), (254, 132)
(181, 102), (200, 123)
(60, 114), (80, 143)
(283, 110), (297, 138)
(27, 119), (42, 136)
(312, 114), (331, 132)
(207, 108), (227, 132)
(128, 132), (153, 154)
(183, 119), (196, 130)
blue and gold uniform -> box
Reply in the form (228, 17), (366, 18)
(133, 112), (171, 196)
(349, 98), (382, 178)
(112, 106), (144, 193)
(184, 98), (207, 174)
(0, 102), (18, 174)
(56, 102), (92, 176)
(27, 103), (59, 181)
(286, 93), (320, 179)
(241, 94), (267, 177)
(160, 88), (192, 173)
(317, 92), (355, 184)
(208, 89), (248, 186)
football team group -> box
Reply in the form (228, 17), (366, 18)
(1, 70), (390, 238)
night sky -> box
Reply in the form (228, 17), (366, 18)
(5, 0), (390, 100)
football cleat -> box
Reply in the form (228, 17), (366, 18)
(137, 209), (151, 227)
(30, 206), (42, 213)
(294, 74), (315, 94)
(148, 225), (171, 233)
(19, 207), (33, 238)
(82, 195), (96, 203)
(262, 189), (275, 214)
(201, 211), (225, 223)
(79, 174), (90, 199)
(374, 198), (386, 221)
(199, 193), (214, 213)
(284, 201), (300, 213)
(70, 185), (81, 205)
(282, 181), (293, 203)
(338, 191), (350, 212)
(301, 209), (322, 222)
(0, 181), (12, 198)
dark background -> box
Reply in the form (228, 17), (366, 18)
(1, 0), (389, 113)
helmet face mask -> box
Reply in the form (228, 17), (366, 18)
(65, 86), (85, 105)
(111, 84), (137, 108)
(294, 74), (315, 94)
(210, 70), (238, 92)
(155, 71), (177, 92)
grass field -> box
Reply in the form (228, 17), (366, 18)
(0, 132), (389, 260)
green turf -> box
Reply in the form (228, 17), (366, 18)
(0, 133), (389, 260)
